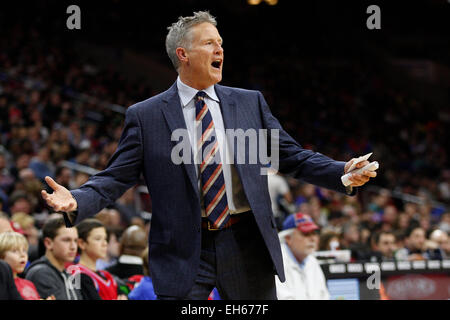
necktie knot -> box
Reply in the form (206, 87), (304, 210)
(195, 91), (206, 102)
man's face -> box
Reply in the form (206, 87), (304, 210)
(46, 227), (78, 263)
(383, 206), (397, 224)
(286, 229), (317, 261)
(57, 168), (72, 186)
(408, 228), (425, 251)
(16, 154), (30, 169)
(11, 198), (31, 214)
(180, 22), (224, 89)
(345, 225), (360, 244)
(377, 233), (396, 258)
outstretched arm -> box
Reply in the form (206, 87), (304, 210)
(41, 107), (143, 225)
(257, 91), (376, 193)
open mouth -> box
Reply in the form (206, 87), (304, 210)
(211, 60), (222, 69)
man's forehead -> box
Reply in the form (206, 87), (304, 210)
(191, 23), (222, 40)
(380, 234), (395, 241)
(56, 227), (78, 238)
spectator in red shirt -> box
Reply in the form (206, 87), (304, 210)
(73, 218), (127, 300)
(0, 231), (54, 300)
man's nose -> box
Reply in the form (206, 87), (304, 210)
(215, 44), (223, 54)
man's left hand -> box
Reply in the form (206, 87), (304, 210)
(344, 159), (377, 187)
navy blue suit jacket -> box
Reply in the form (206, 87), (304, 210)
(70, 82), (352, 297)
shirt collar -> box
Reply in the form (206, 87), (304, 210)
(176, 76), (220, 108)
(118, 254), (143, 265)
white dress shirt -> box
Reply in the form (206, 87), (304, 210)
(267, 173), (290, 218)
(176, 77), (250, 216)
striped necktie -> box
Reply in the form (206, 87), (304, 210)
(195, 91), (230, 229)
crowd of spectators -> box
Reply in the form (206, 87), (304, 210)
(269, 177), (450, 263)
(0, 3), (449, 300)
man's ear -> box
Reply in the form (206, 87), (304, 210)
(176, 47), (188, 64)
(77, 238), (86, 251)
(44, 237), (52, 250)
(284, 234), (292, 244)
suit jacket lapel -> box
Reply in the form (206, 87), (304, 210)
(214, 84), (248, 178)
(161, 83), (199, 200)
(215, 84), (237, 136)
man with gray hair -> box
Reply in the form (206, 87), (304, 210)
(275, 213), (329, 300)
(41, 11), (376, 299)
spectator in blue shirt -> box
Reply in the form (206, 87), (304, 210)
(128, 247), (156, 300)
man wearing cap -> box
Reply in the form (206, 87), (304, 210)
(276, 213), (330, 300)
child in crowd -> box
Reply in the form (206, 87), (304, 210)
(0, 231), (54, 300)
(72, 218), (127, 300)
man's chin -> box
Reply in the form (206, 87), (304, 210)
(211, 72), (222, 84)
(212, 78), (222, 85)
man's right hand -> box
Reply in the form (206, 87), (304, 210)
(41, 176), (78, 213)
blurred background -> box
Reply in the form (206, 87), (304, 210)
(0, 0), (449, 299)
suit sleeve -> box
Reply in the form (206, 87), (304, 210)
(69, 107), (144, 225)
(257, 91), (355, 195)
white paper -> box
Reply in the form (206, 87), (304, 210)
(346, 152), (372, 173)
(341, 161), (379, 187)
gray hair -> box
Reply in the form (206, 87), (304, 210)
(165, 11), (217, 71)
